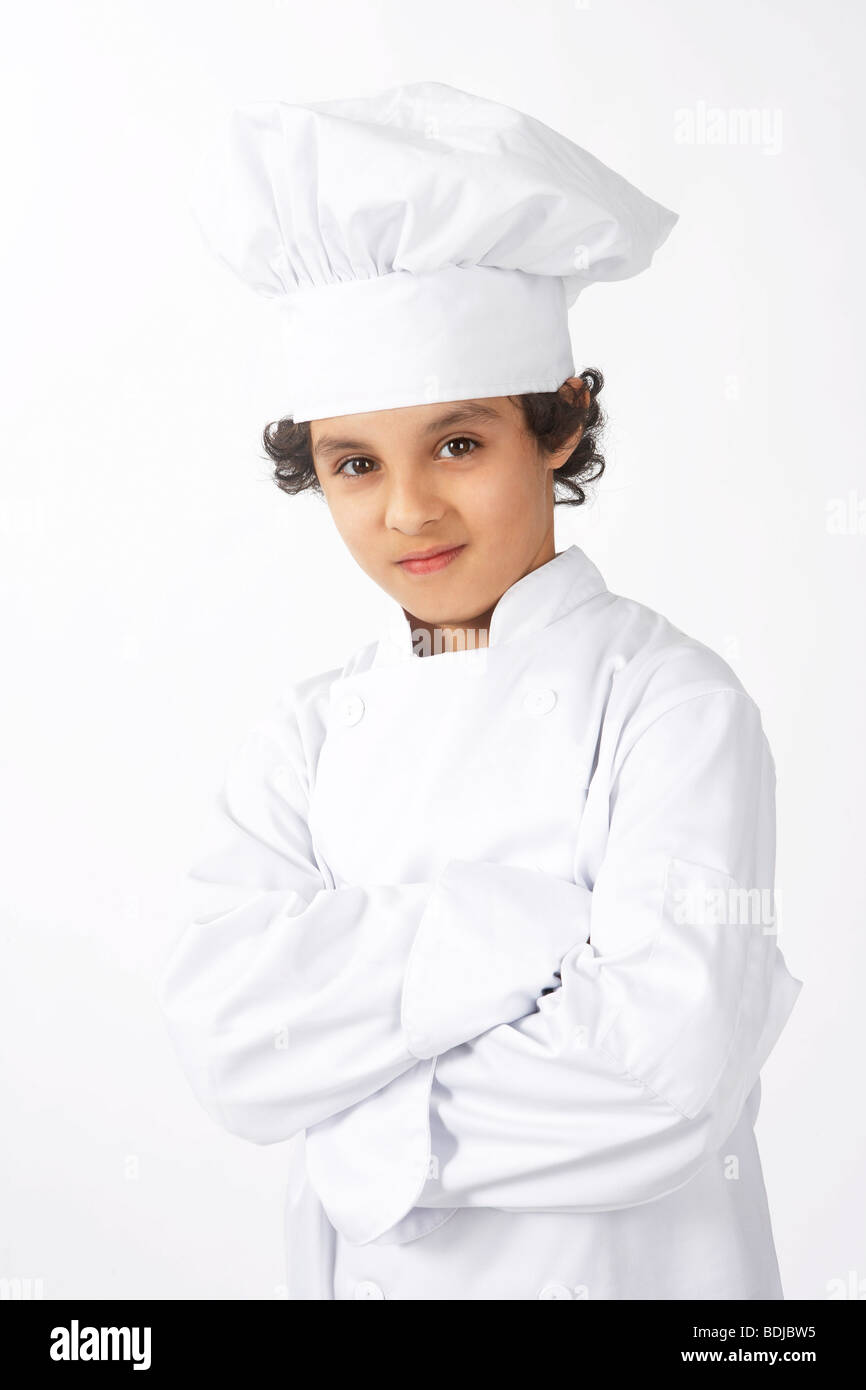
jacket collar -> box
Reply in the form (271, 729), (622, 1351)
(371, 543), (608, 667)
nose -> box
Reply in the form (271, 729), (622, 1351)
(383, 468), (446, 533)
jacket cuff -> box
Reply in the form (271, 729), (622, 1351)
(401, 859), (591, 1059)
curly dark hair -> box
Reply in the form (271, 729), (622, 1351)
(261, 368), (606, 507)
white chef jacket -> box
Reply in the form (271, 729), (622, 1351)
(157, 544), (803, 1300)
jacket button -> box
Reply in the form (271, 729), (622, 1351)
(538, 1282), (574, 1299)
(523, 687), (557, 716)
(339, 693), (365, 726)
(352, 1280), (385, 1299)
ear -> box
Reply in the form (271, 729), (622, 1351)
(559, 374), (590, 412)
(546, 377), (589, 471)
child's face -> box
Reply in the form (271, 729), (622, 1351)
(310, 384), (585, 631)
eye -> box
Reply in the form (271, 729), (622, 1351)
(333, 436), (480, 477)
(334, 456), (378, 478)
(437, 436), (479, 459)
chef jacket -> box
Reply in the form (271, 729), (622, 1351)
(157, 543), (803, 1300)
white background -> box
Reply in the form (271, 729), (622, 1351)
(1, 0), (862, 1300)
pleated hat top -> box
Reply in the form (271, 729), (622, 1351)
(189, 79), (678, 422)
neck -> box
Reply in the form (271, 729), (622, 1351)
(406, 609), (494, 658)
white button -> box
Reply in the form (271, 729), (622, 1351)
(352, 1280), (385, 1300)
(339, 693), (365, 726)
(538, 1282), (574, 1299)
(523, 687), (557, 716)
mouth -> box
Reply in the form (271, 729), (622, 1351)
(396, 544), (467, 575)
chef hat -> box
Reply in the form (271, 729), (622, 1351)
(189, 80), (678, 423)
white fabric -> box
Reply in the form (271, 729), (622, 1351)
(157, 544), (803, 1299)
(188, 80), (679, 421)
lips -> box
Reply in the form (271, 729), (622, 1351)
(396, 544), (466, 575)
(398, 544), (460, 562)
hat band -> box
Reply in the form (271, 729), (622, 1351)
(277, 264), (575, 422)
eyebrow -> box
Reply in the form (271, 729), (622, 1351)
(312, 401), (504, 460)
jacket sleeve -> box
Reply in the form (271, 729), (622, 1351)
(156, 690), (593, 1145)
(413, 687), (804, 1213)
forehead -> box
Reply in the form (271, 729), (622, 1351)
(310, 398), (515, 457)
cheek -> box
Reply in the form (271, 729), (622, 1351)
(465, 449), (546, 522)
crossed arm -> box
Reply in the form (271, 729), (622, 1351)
(158, 685), (802, 1213)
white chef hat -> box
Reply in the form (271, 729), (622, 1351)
(189, 80), (678, 423)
